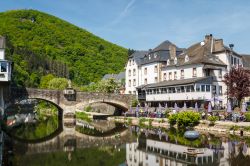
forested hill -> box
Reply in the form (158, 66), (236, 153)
(0, 9), (128, 87)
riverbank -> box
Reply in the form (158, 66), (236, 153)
(111, 117), (250, 137)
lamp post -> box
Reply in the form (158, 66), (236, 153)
(213, 89), (216, 110)
(228, 44), (234, 106)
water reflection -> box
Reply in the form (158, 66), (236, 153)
(5, 122), (250, 166)
(127, 126), (250, 166)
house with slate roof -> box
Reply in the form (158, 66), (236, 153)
(126, 34), (250, 108)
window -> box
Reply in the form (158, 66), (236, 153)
(201, 85), (205, 92)
(144, 78), (147, 84)
(154, 53), (157, 58)
(234, 57), (236, 65)
(185, 55), (189, 62)
(133, 79), (136, 86)
(132, 59), (135, 65)
(206, 85), (210, 92)
(174, 57), (177, 64)
(213, 85), (217, 95)
(196, 85), (200, 92)
(181, 69), (184, 79)
(128, 70), (131, 76)
(181, 86), (185, 92)
(129, 60), (131, 66)
(167, 59), (170, 66)
(0, 62), (7, 72)
(163, 73), (167, 80)
(174, 71), (177, 80)
(154, 65), (158, 73)
(169, 72), (172, 80)
(191, 85), (195, 92)
(219, 86), (222, 95)
(219, 69), (222, 78)
(193, 68), (197, 77)
(231, 56), (234, 65)
(144, 67), (147, 75)
(186, 86), (191, 92)
(154, 77), (158, 83)
(129, 80), (131, 87)
(129, 91), (131, 94)
(133, 69), (136, 76)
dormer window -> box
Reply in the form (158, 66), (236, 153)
(154, 53), (157, 58)
(167, 59), (170, 66)
(185, 55), (189, 62)
(174, 57), (177, 65)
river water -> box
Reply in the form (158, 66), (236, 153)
(3, 100), (250, 166)
(3, 123), (250, 166)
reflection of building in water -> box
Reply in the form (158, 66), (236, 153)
(126, 138), (223, 166)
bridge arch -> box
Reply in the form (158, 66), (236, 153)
(74, 98), (129, 114)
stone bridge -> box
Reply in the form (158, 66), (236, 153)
(10, 87), (134, 134)
(11, 88), (134, 112)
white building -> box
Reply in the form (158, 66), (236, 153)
(0, 36), (12, 116)
(126, 34), (250, 108)
(0, 37), (12, 82)
(126, 139), (219, 166)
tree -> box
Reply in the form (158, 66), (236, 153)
(95, 78), (119, 93)
(48, 78), (68, 90)
(39, 74), (55, 88)
(223, 67), (250, 106)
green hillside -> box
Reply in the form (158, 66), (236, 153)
(0, 9), (128, 87)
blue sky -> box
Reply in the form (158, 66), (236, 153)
(1, 0), (250, 53)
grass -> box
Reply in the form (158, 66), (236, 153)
(75, 111), (91, 123)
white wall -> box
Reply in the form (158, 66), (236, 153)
(125, 58), (141, 94)
(162, 64), (204, 81)
(0, 49), (4, 60)
(141, 62), (160, 85)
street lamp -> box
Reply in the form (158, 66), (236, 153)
(213, 88), (216, 110)
(228, 44), (234, 106)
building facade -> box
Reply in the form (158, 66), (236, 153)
(125, 35), (249, 108)
(0, 36), (12, 116)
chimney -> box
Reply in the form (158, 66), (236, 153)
(204, 34), (213, 43)
(169, 44), (176, 59)
(214, 39), (224, 52)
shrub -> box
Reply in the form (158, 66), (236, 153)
(176, 111), (200, 127)
(245, 112), (250, 122)
(208, 116), (219, 125)
(230, 125), (240, 131)
(84, 106), (92, 112)
(168, 113), (178, 126)
(131, 98), (139, 107)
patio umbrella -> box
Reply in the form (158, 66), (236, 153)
(195, 102), (199, 112)
(174, 103), (178, 112)
(183, 102), (187, 111)
(208, 102), (212, 113)
(227, 101), (232, 113)
(158, 103), (162, 112)
(241, 102), (247, 113)
(136, 105), (139, 117)
(165, 103), (168, 109)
